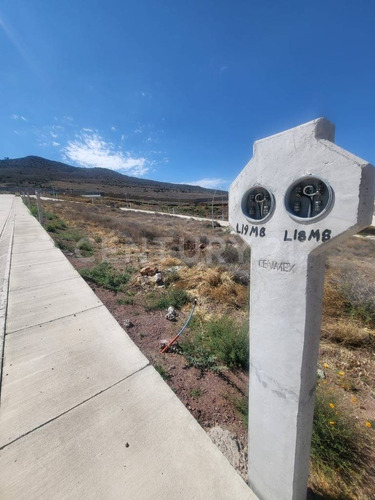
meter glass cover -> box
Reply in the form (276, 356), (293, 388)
(242, 186), (275, 223)
(285, 176), (333, 222)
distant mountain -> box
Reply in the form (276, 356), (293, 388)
(0, 156), (227, 202)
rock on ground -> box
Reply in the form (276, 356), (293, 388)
(165, 306), (177, 321)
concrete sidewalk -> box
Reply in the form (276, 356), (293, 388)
(0, 196), (255, 499)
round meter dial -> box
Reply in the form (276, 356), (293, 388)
(242, 186), (275, 223)
(285, 176), (333, 222)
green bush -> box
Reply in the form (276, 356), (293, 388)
(46, 223), (58, 233)
(80, 262), (131, 293)
(56, 240), (74, 252)
(311, 387), (370, 484)
(206, 317), (249, 370)
(61, 231), (84, 242)
(145, 288), (190, 311)
(44, 212), (67, 232)
(29, 205), (39, 217)
(181, 316), (249, 371)
(182, 344), (220, 372)
(78, 241), (93, 253)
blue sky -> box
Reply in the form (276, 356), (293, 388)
(1, 0), (374, 189)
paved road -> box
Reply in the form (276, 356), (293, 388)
(0, 196), (254, 499)
(120, 206), (231, 227)
(28, 195), (63, 201)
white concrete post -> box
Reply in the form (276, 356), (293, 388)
(229, 118), (374, 500)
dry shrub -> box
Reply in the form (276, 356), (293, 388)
(309, 457), (373, 500)
(323, 279), (346, 319)
(323, 268), (375, 348)
(322, 319), (373, 348)
(231, 268), (250, 286)
(206, 268), (222, 287)
(158, 256), (183, 268)
(178, 265), (248, 309)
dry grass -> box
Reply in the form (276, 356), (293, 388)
(178, 265), (248, 311)
(323, 280), (374, 348)
(322, 273), (375, 348)
(322, 319), (373, 348)
(158, 256), (183, 268)
(309, 464), (373, 500)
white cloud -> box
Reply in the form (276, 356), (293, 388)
(11, 113), (27, 121)
(63, 131), (149, 176)
(183, 178), (228, 189)
(111, 126), (116, 131)
(50, 131), (58, 138)
(52, 141), (60, 147)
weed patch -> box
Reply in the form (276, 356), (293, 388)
(183, 344), (220, 372)
(80, 262), (131, 293)
(164, 269), (180, 286)
(190, 388), (202, 398)
(235, 397), (248, 427)
(181, 316), (249, 371)
(61, 230), (85, 242)
(154, 363), (171, 381)
(77, 240), (93, 254)
(145, 288), (190, 311)
(56, 240), (75, 252)
(29, 205), (39, 218)
(117, 297), (135, 305)
(311, 386), (372, 489)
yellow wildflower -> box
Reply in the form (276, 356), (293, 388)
(352, 397), (357, 404)
(323, 363), (329, 368)
(338, 371), (345, 377)
(329, 403), (335, 409)
(365, 422), (372, 428)
(329, 421), (335, 425)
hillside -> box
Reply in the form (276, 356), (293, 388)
(0, 156), (227, 202)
